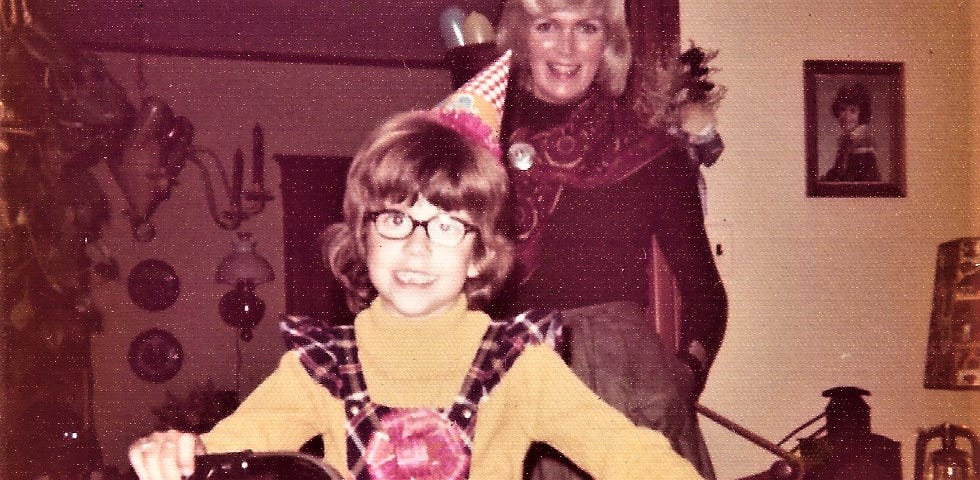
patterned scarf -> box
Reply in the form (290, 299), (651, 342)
(503, 86), (681, 280)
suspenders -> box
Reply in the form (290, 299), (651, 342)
(281, 309), (562, 480)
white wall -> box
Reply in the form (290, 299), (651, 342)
(81, 1), (978, 478)
(681, 1), (978, 478)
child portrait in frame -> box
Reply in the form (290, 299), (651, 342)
(804, 60), (906, 197)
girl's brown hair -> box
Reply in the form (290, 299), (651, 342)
(831, 82), (872, 125)
(497, 0), (632, 96)
(323, 111), (514, 314)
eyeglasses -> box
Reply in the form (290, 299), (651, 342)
(367, 209), (478, 247)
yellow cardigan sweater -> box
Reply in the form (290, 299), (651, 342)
(202, 296), (702, 480)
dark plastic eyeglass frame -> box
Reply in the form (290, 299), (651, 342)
(366, 209), (478, 246)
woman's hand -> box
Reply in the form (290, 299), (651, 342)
(128, 429), (205, 480)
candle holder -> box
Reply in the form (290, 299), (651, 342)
(180, 123), (274, 236)
(109, 111), (274, 241)
(212, 124), (275, 228)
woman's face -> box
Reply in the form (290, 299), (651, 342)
(836, 104), (861, 132)
(525, 8), (606, 105)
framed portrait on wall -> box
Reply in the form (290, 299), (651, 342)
(804, 60), (906, 198)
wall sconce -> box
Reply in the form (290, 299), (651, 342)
(915, 423), (979, 480)
(107, 96), (273, 241)
(215, 232), (274, 341)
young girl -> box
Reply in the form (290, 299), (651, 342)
(820, 82), (881, 182)
(128, 100), (703, 480)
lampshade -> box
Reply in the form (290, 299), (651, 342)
(215, 232), (274, 285)
(924, 237), (980, 390)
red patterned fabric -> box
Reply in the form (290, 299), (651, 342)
(363, 409), (470, 480)
(504, 88), (679, 280)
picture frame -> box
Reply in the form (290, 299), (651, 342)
(804, 60), (906, 198)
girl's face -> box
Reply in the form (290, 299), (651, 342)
(837, 104), (861, 132)
(366, 197), (480, 318)
(525, 8), (606, 105)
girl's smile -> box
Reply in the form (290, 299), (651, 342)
(366, 197), (479, 318)
(394, 270), (437, 285)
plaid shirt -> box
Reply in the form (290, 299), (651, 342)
(281, 309), (563, 479)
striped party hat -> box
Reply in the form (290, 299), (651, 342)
(432, 50), (511, 160)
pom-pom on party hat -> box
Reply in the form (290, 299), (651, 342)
(432, 50), (511, 160)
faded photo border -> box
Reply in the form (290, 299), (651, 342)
(804, 60), (906, 198)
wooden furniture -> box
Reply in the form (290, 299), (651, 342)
(276, 155), (354, 324)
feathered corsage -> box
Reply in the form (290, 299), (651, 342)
(632, 42), (726, 131)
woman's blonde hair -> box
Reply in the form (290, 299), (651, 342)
(323, 111), (514, 314)
(497, 0), (632, 96)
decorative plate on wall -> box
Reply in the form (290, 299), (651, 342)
(127, 259), (180, 311)
(128, 328), (183, 383)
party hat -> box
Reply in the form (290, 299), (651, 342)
(432, 50), (511, 159)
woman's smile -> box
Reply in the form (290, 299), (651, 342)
(525, 8), (606, 105)
(548, 63), (581, 77)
